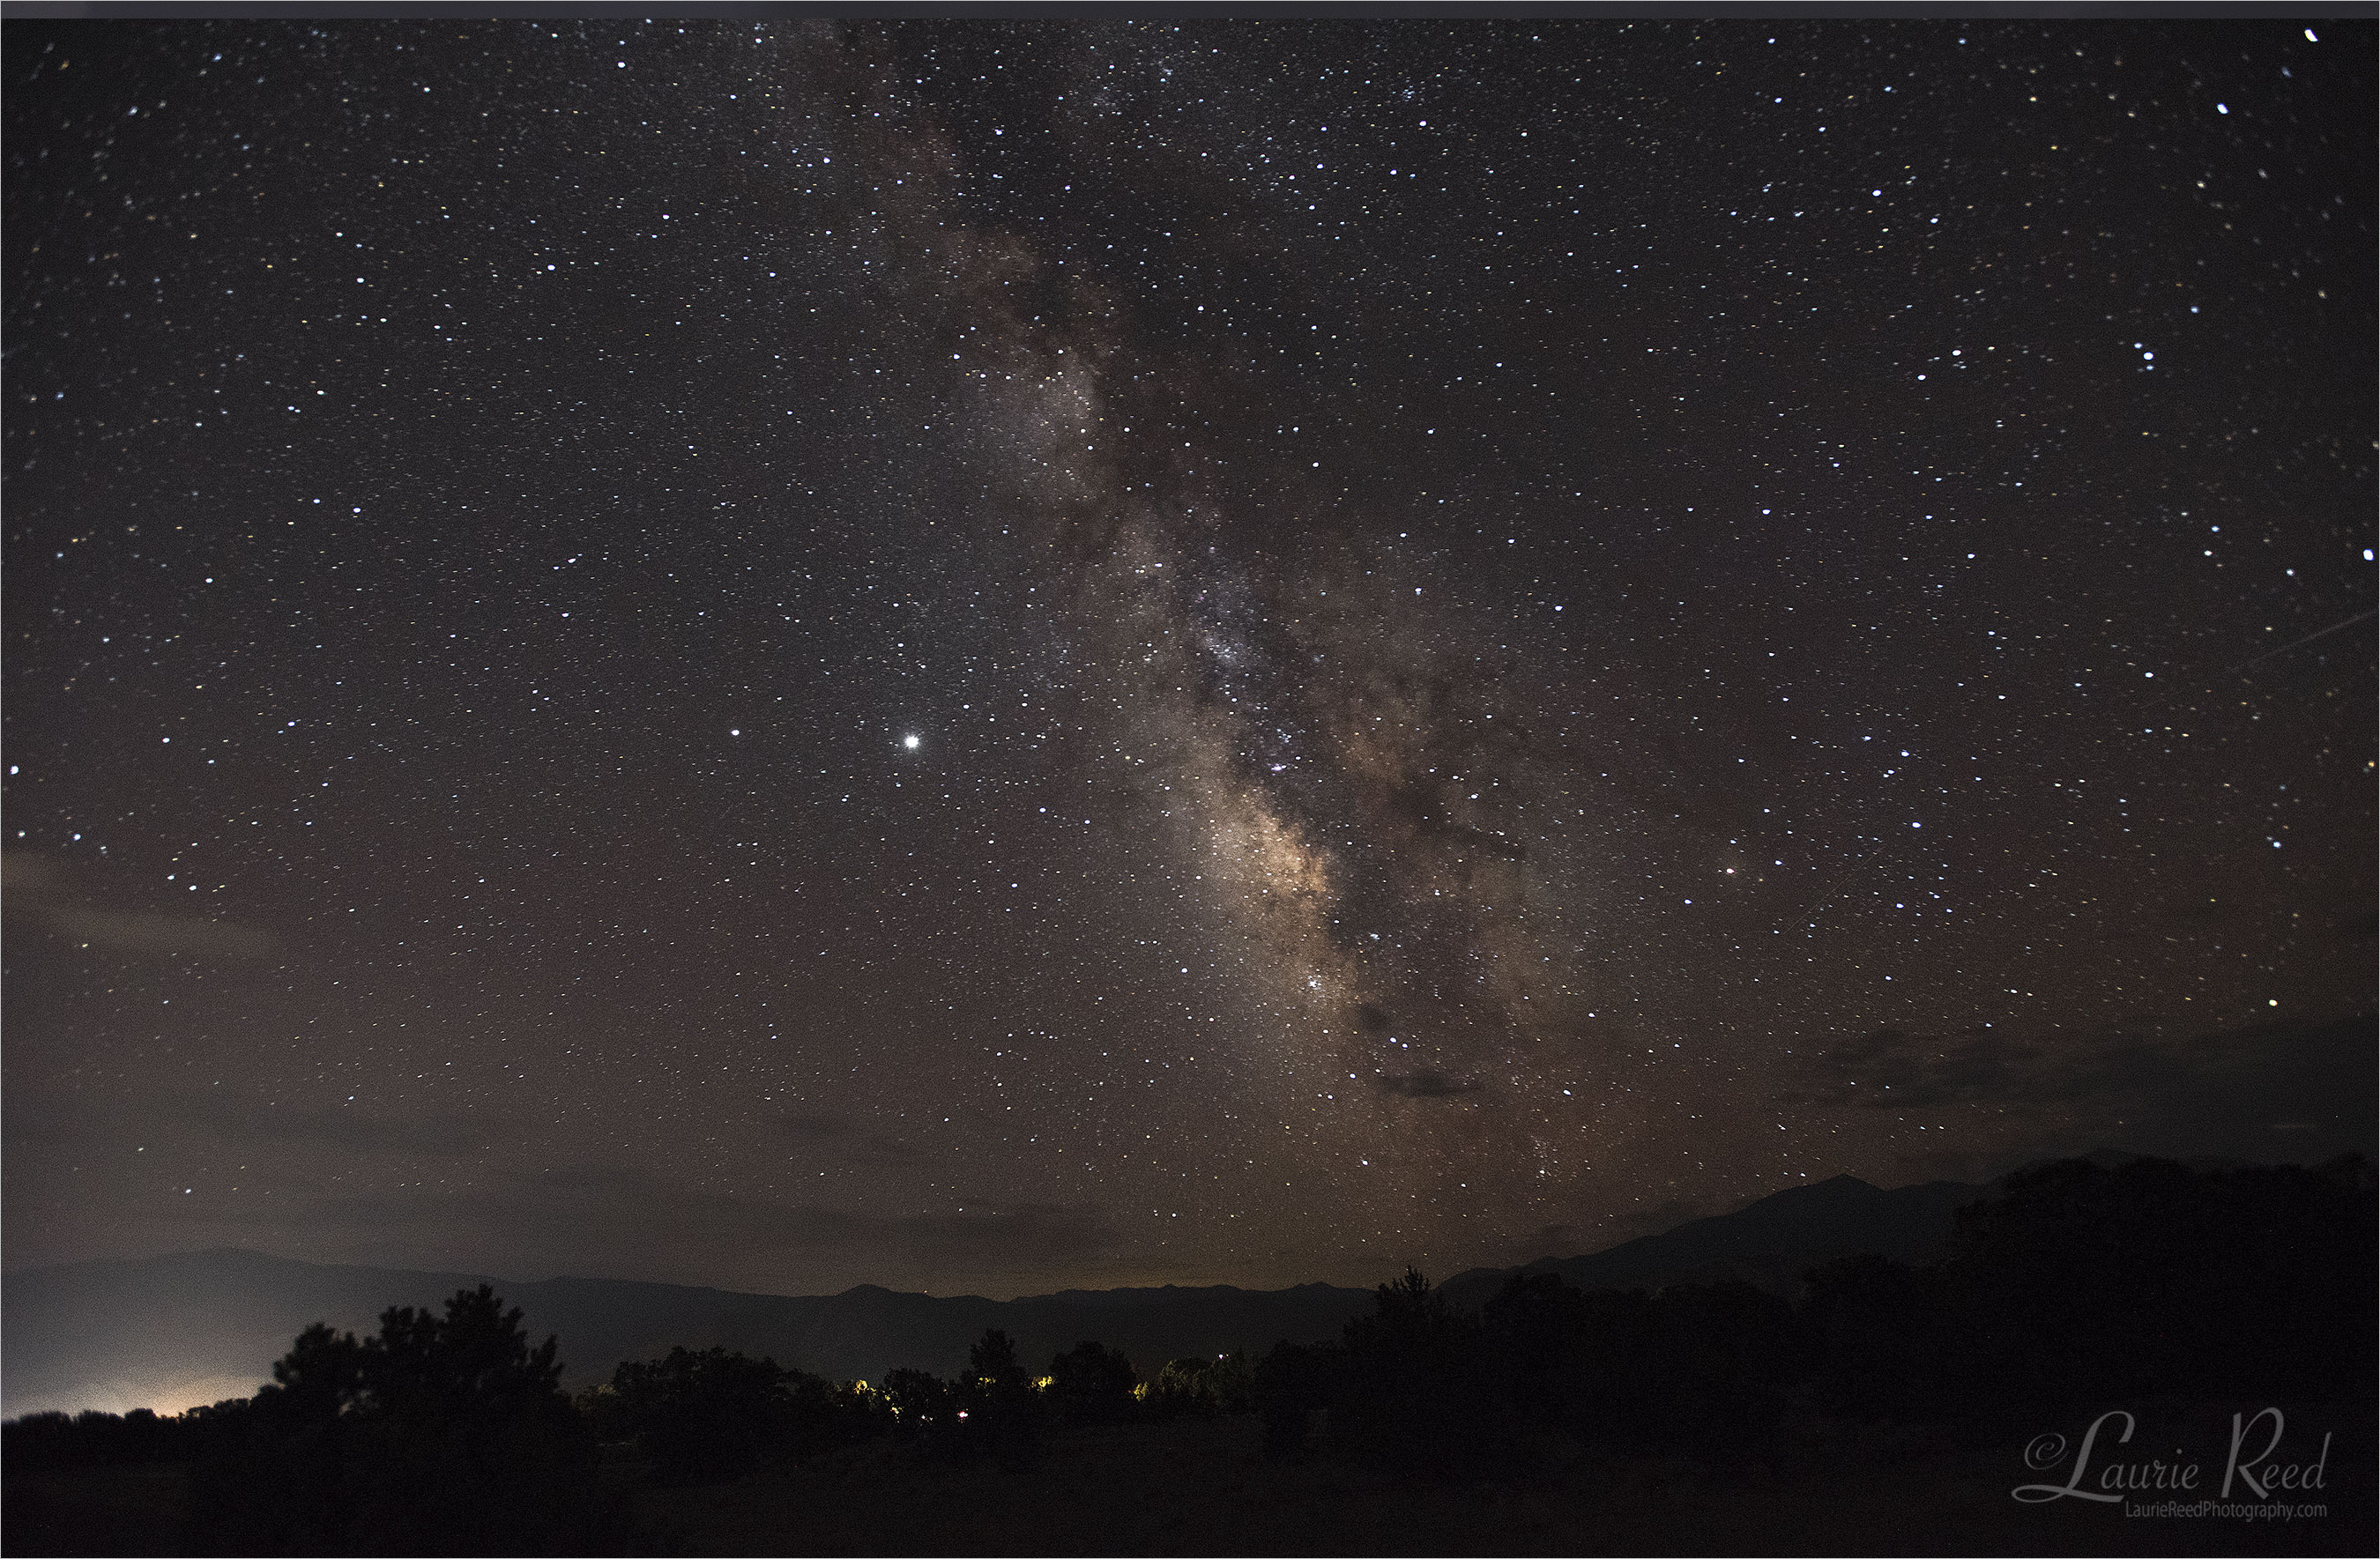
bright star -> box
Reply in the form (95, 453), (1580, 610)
(903, 734), (919, 750)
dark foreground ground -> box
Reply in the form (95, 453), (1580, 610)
(8, 1413), (2372, 1556)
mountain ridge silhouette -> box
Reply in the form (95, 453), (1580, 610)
(7, 1162), (2183, 1417)
(1433, 1172), (1992, 1310)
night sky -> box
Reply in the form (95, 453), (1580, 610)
(5, 17), (2373, 1302)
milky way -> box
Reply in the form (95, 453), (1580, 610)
(4, 18), (2371, 1300)
(816, 38), (1643, 1237)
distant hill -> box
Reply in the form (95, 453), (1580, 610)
(1435, 1173), (1995, 1311)
(6, 1169), (2010, 1418)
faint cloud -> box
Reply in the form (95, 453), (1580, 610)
(1813, 1025), (2042, 1110)
(289, 1166), (1123, 1287)
(1373, 1070), (1483, 1099)
(207, 1101), (486, 1157)
(3, 852), (279, 959)
(775, 1111), (924, 1165)
(1806, 1013), (2377, 1168)
(1, 1087), (88, 1145)
(34, 906), (279, 959)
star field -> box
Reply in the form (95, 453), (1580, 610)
(4, 18), (2372, 1298)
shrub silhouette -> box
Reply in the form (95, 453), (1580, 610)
(1253, 1339), (1339, 1460)
(881, 1364), (986, 1463)
(967, 1326), (1026, 1388)
(2, 1407), (198, 1471)
(1636, 1280), (1801, 1462)
(1141, 1349), (1260, 1418)
(1147, 1355), (1227, 1418)
(603, 1345), (810, 1485)
(1934, 1153), (2376, 1422)
(1205, 1347), (1257, 1414)
(1303, 1156), (2376, 1478)
(1480, 1271), (1599, 1435)
(1802, 1251), (1947, 1421)
(880, 1365), (956, 1429)
(963, 1326), (1043, 1470)
(1801, 1154), (2378, 1433)
(1334, 1267), (1506, 1477)
(1047, 1340), (1140, 1424)
(871, 1333), (1045, 1469)
(185, 1284), (628, 1555)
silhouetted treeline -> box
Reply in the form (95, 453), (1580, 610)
(576, 1344), (889, 1484)
(1249, 1154), (2375, 1477)
(850, 1329), (1253, 1470)
(3, 1405), (208, 1471)
(1804, 1152), (2378, 1425)
(188, 1282), (634, 1555)
(7, 1153), (2371, 1547)
(8, 1284), (636, 1555)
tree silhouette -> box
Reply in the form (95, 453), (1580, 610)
(16, 1150), (2366, 1554)
(605, 1346), (802, 1485)
(1147, 1356), (1221, 1418)
(1638, 1280), (1800, 1462)
(963, 1326), (1042, 1470)
(187, 1285), (629, 1555)
(3, 1407), (195, 1472)
(1253, 1340), (1338, 1460)
(967, 1327), (1024, 1388)
(1206, 1347), (1256, 1414)
(271, 1321), (368, 1420)
(880, 1365), (956, 1430)
(1335, 1267), (1500, 1477)
(1936, 1154), (2376, 1423)
(1047, 1340), (1139, 1424)
(1802, 1252), (1946, 1422)
(1481, 1271), (1595, 1434)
